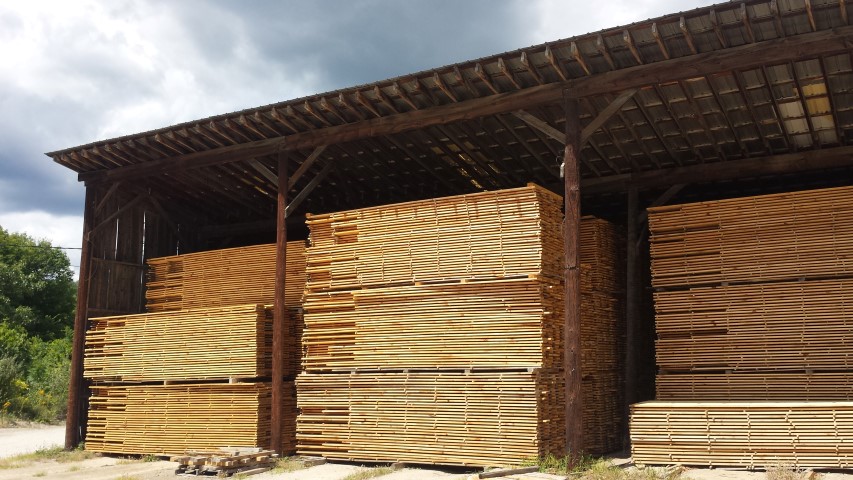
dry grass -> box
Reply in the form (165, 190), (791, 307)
(271, 456), (308, 474)
(0, 446), (98, 469)
(341, 466), (395, 480)
(766, 464), (812, 480)
(525, 457), (689, 480)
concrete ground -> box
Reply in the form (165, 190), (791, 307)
(0, 424), (64, 458)
(2, 426), (853, 480)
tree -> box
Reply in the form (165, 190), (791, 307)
(0, 226), (76, 339)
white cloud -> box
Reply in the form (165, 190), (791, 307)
(0, 211), (83, 279)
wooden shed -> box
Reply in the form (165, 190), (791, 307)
(47, 0), (853, 462)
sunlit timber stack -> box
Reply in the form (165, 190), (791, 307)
(46, 0), (853, 468)
(82, 243), (307, 455)
(631, 185), (853, 468)
(297, 185), (625, 465)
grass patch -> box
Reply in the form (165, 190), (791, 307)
(523, 456), (688, 480)
(522, 453), (600, 475)
(766, 464), (811, 480)
(114, 476), (143, 480)
(32, 472), (46, 477)
(341, 466), (395, 480)
(0, 446), (98, 469)
(68, 465), (81, 472)
(272, 456), (308, 474)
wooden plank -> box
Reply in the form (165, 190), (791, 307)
(288, 145), (327, 189)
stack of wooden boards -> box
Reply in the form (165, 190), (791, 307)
(297, 184), (624, 466)
(84, 241), (306, 455)
(145, 242), (306, 312)
(578, 218), (625, 454)
(632, 185), (853, 468)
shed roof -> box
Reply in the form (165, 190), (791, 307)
(46, 0), (853, 226)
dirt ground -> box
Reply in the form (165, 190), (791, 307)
(2, 427), (853, 480)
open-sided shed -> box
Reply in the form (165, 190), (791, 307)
(47, 0), (853, 455)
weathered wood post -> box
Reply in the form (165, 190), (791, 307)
(66, 186), (95, 449)
(563, 90), (583, 460)
(271, 148), (288, 453)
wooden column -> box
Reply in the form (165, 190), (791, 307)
(624, 186), (639, 446)
(271, 150), (289, 453)
(563, 91), (583, 459)
(65, 186), (95, 449)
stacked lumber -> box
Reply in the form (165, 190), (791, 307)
(656, 373), (853, 401)
(302, 277), (564, 371)
(297, 371), (564, 466)
(630, 401), (853, 468)
(83, 304), (293, 382)
(145, 241), (306, 312)
(641, 186), (853, 468)
(648, 185), (853, 288)
(85, 382), (296, 455)
(298, 185), (625, 465)
(305, 185), (564, 291)
(579, 219), (625, 455)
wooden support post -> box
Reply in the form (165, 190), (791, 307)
(563, 91), (583, 460)
(624, 186), (639, 447)
(66, 186), (95, 449)
(271, 149), (288, 454)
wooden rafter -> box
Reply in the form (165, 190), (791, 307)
(75, 27), (853, 184)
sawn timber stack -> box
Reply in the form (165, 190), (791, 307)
(145, 241), (306, 312)
(298, 184), (624, 465)
(634, 185), (853, 468)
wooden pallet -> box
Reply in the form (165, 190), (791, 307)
(630, 401), (853, 468)
(85, 382), (296, 455)
(296, 371), (565, 467)
(146, 241), (306, 312)
(172, 448), (276, 477)
(648, 185), (853, 288)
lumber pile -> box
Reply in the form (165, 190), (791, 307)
(85, 241), (307, 456)
(172, 448), (277, 477)
(145, 242), (306, 312)
(297, 185), (624, 466)
(297, 371), (564, 466)
(634, 186), (853, 467)
(648, 185), (853, 288)
(84, 304), (290, 382)
(578, 219), (625, 455)
(86, 382), (296, 456)
(630, 401), (853, 468)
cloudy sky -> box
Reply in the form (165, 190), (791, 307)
(0, 0), (710, 276)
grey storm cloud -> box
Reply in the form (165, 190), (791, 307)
(0, 0), (709, 238)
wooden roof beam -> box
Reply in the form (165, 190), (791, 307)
(289, 145), (328, 189)
(842, 0), (849, 25)
(596, 35), (616, 70)
(520, 52), (544, 85)
(624, 30), (644, 65)
(77, 26), (853, 183)
(285, 161), (336, 218)
(571, 42), (592, 76)
(679, 17), (698, 54)
(474, 63), (500, 94)
(580, 144), (853, 194)
(545, 45), (569, 81)
(741, 4), (755, 44)
(651, 23), (670, 60)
